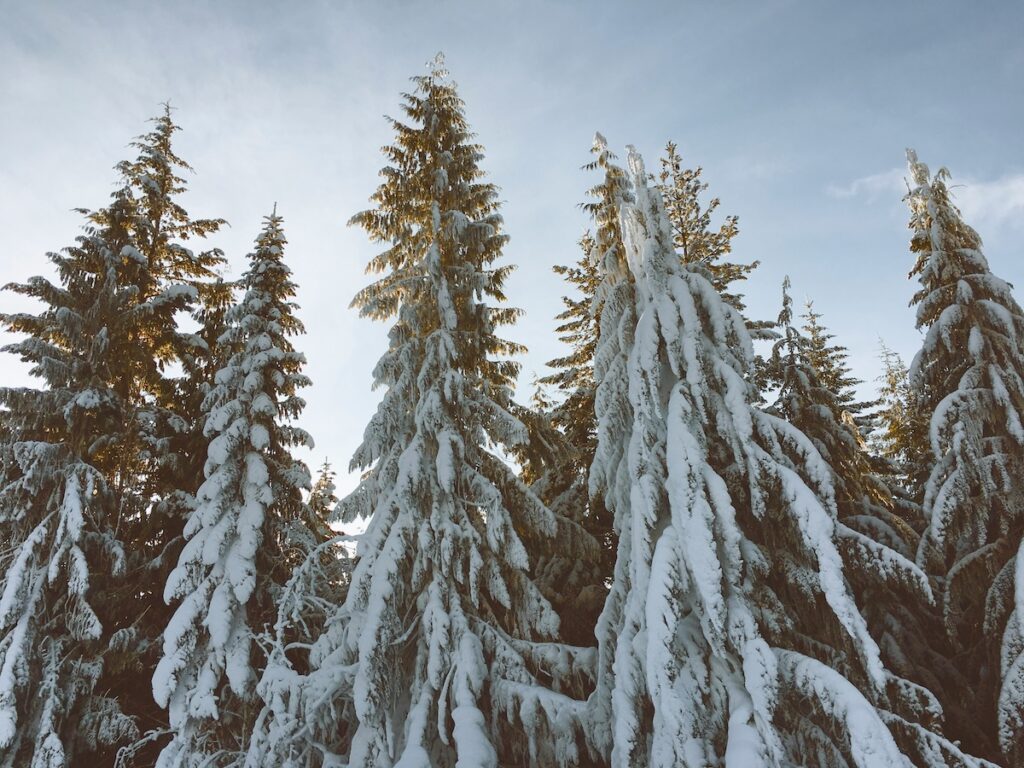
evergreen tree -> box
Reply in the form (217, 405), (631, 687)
(102, 108), (227, 767)
(0, 107), (225, 767)
(0, 190), (142, 767)
(588, 143), (921, 767)
(542, 235), (602, 482)
(298, 57), (593, 767)
(657, 142), (752, 312)
(800, 302), (868, 415)
(539, 136), (637, 538)
(153, 211), (313, 766)
(535, 139), (759, 653)
(768, 281), (988, 767)
(505, 388), (607, 650)
(873, 345), (934, 516)
(307, 461), (339, 539)
(541, 138), (757, 548)
(904, 150), (1024, 763)
(242, 458), (353, 768)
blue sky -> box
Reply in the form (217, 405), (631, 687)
(2, 1), (1022, 496)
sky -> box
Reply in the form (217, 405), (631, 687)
(2, 0), (1022, 497)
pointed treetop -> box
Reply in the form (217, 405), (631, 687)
(906, 147), (928, 185)
(428, 51), (448, 78)
(779, 274), (794, 324)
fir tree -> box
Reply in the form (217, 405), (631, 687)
(101, 107), (226, 766)
(588, 143), (922, 767)
(307, 461), (339, 537)
(540, 140), (758, 597)
(297, 57), (593, 767)
(0, 190), (142, 767)
(542, 234), (602, 482)
(153, 211), (313, 767)
(904, 150), (1024, 764)
(657, 141), (751, 312)
(0, 107), (225, 767)
(502, 384), (606, 651)
(799, 302), (868, 415)
(536, 137), (639, 573)
(768, 280), (988, 767)
(874, 344), (933, 511)
(242, 459), (353, 768)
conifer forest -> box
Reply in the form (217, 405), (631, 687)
(2, 4), (1023, 767)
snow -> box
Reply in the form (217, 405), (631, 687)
(152, 210), (315, 762)
(583, 142), (919, 766)
(776, 650), (911, 768)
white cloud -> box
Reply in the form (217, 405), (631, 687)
(825, 168), (906, 200)
(828, 166), (1024, 232)
(953, 174), (1024, 232)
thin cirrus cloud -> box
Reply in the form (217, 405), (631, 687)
(825, 168), (907, 202)
(827, 166), (1024, 233)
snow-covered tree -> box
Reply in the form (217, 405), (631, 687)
(153, 211), (313, 767)
(798, 303), (871, 415)
(538, 137), (644, 550)
(307, 461), (340, 539)
(542, 235), (602, 478)
(242, 527), (355, 768)
(588, 142), (931, 767)
(507, 389), (607, 650)
(767, 280), (988, 767)
(905, 150), (1024, 764)
(294, 57), (594, 767)
(539, 234), (611, 564)
(0, 191), (142, 768)
(0, 107), (225, 767)
(95, 108), (226, 767)
(242, 458), (353, 768)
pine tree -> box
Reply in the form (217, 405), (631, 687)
(800, 302), (869, 415)
(874, 345), (932, 503)
(537, 137), (639, 560)
(0, 107), (225, 767)
(294, 57), (593, 767)
(242, 458), (353, 768)
(0, 190), (142, 767)
(153, 211), (313, 766)
(657, 141), (752, 312)
(767, 280), (988, 767)
(307, 461), (339, 538)
(540, 140), (759, 592)
(505, 387), (607, 650)
(904, 150), (1024, 763)
(542, 235), (602, 481)
(533, 231), (614, 649)
(97, 108), (227, 766)
(588, 143), (921, 767)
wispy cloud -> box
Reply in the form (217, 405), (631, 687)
(954, 174), (1024, 231)
(827, 166), (1024, 232)
(825, 168), (905, 201)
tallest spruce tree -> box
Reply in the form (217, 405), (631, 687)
(299, 57), (592, 767)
